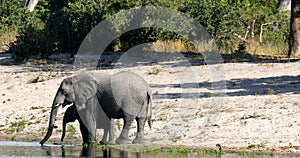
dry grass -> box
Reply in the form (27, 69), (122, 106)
(150, 40), (288, 59)
(0, 30), (17, 51)
(150, 40), (194, 53)
(247, 41), (288, 58)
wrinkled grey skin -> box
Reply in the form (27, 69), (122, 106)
(61, 104), (114, 144)
(40, 71), (152, 145)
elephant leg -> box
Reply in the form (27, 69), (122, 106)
(100, 119), (115, 145)
(100, 120), (115, 145)
(116, 115), (135, 144)
(79, 120), (89, 145)
(132, 117), (146, 144)
(99, 129), (108, 145)
(78, 109), (97, 145)
(107, 119), (115, 144)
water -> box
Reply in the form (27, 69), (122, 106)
(0, 141), (299, 158)
(0, 141), (200, 158)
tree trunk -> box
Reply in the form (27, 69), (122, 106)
(289, 0), (300, 58)
(25, 0), (39, 12)
(277, 0), (291, 12)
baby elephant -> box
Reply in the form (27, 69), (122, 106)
(61, 104), (115, 145)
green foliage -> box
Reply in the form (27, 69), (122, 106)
(66, 124), (77, 139)
(147, 146), (224, 157)
(0, 0), (52, 59)
(179, 0), (223, 37)
(148, 66), (162, 75)
(247, 141), (268, 148)
(0, 0), (291, 59)
(6, 120), (27, 133)
(168, 133), (181, 143)
(180, 0), (289, 57)
(0, 0), (28, 30)
(41, 109), (47, 113)
(0, 0), (28, 50)
(11, 22), (54, 59)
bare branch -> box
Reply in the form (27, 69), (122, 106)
(244, 25), (251, 40)
(233, 33), (247, 42)
(233, 24), (251, 42)
(251, 15), (256, 38)
(259, 21), (274, 43)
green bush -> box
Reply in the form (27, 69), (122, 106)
(11, 24), (54, 59)
(0, 0), (52, 59)
(6, 120), (27, 133)
(180, 0), (289, 57)
(0, 0), (28, 30)
(0, 0), (28, 50)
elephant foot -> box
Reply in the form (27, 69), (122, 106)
(116, 137), (128, 144)
(82, 141), (97, 148)
(116, 129), (129, 144)
(107, 140), (115, 145)
(99, 140), (115, 145)
(132, 132), (144, 144)
(99, 141), (105, 145)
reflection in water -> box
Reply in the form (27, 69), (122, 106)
(1, 141), (298, 158)
(39, 143), (144, 157)
(80, 145), (143, 158)
(61, 146), (65, 157)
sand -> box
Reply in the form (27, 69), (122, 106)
(1, 52), (300, 153)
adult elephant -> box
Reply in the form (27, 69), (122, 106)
(61, 104), (115, 145)
(40, 71), (153, 145)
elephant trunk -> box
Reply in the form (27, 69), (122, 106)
(40, 103), (61, 145)
(61, 121), (67, 142)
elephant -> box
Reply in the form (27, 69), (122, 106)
(61, 104), (114, 144)
(40, 70), (153, 145)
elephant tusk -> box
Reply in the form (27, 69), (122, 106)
(53, 103), (61, 109)
(62, 103), (73, 108)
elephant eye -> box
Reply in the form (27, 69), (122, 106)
(61, 90), (68, 95)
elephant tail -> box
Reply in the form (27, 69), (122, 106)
(148, 117), (152, 129)
(147, 89), (153, 129)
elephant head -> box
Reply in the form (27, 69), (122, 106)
(40, 71), (98, 145)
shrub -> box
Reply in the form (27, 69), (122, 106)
(6, 120), (27, 133)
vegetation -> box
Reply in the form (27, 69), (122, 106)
(6, 120), (28, 134)
(168, 133), (181, 143)
(247, 141), (268, 148)
(147, 66), (162, 75)
(0, 0), (290, 60)
(66, 124), (77, 139)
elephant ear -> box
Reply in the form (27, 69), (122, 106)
(72, 71), (98, 111)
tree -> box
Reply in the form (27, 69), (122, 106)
(289, 0), (300, 58)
